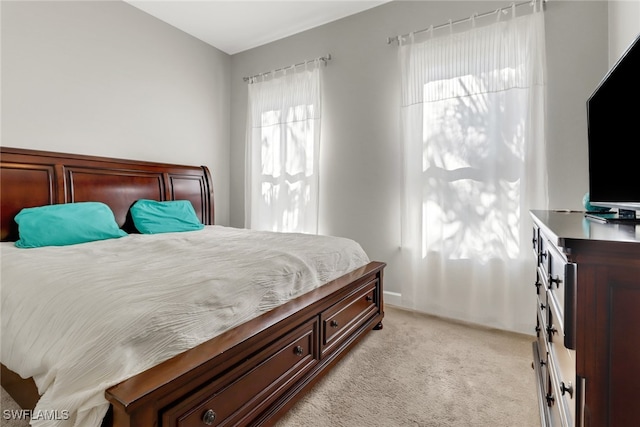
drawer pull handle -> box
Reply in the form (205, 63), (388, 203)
(330, 320), (339, 328)
(365, 295), (373, 302)
(549, 275), (563, 288)
(561, 381), (574, 398)
(202, 409), (217, 425)
(545, 392), (555, 407)
(293, 345), (304, 356)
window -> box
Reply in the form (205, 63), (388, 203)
(245, 66), (322, 233)
(398, 9), (548, 331)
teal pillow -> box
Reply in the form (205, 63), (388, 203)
(15, 202), (127, 248)
(130, 199), (204, 234)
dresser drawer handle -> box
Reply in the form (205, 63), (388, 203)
(293, 345), (304, 356)
(365, 295), (373, 302)
(561, 381), (574, 398)
(549, 275), (563, 288)
(545, 392), (555, 407)
(202, 409), (217, 425)
(330, 320), (339, 328)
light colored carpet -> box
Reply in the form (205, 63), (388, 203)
(1, 306), (538, 427)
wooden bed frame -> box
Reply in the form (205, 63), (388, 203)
(0, 147), (385, 427)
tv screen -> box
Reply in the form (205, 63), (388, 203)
(587, 33), (640, 214)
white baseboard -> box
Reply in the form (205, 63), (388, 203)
(383, 290), (401, 306)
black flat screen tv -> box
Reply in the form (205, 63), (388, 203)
(586, 32), (640, 221)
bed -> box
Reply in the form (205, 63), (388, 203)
(0, 147), (385, 427)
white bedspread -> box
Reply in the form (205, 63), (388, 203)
(0, 226), (369, 427)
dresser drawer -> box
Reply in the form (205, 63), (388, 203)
(546, 261), (577, 351)
(543, 241), (577, 351)
(547, 350), (574, 427)
(546, 287), (564, 344)
(547, 292), (576, 427)
(161, 318), (319, 427)
(533, 224), (541, 257)
(539, 232), (549, 270)
(546, 244), (567, 316)
(535, 266), (546, 295)
(320, 278), (378, 356)
(533, 341), (550, 427)
(535, 299), (549, 394)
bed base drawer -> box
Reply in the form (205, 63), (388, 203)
(320, 278), (378, 356)
(161, 318), (319, 427)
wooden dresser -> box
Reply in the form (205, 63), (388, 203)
(530, 210), (640, 427)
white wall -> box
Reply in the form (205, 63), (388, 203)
(545, 0), (608, 211)
(230, 1), (609, 326)
(545, 0), (639, 210)
(609, 0), (640, 64)
(1, 0), (232, 225)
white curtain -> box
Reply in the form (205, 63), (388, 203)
(399, 7), (548, 333)
(245, 64), (322, 233)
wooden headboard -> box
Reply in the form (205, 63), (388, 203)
(0, 147), (214, 241)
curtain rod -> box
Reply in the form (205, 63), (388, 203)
(243, 54), (332, 83)
(387, 0), (544, 45)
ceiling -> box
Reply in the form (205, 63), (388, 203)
(125, 1), (390, 55)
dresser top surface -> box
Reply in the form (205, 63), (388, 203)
(531, 210), (640, 248)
